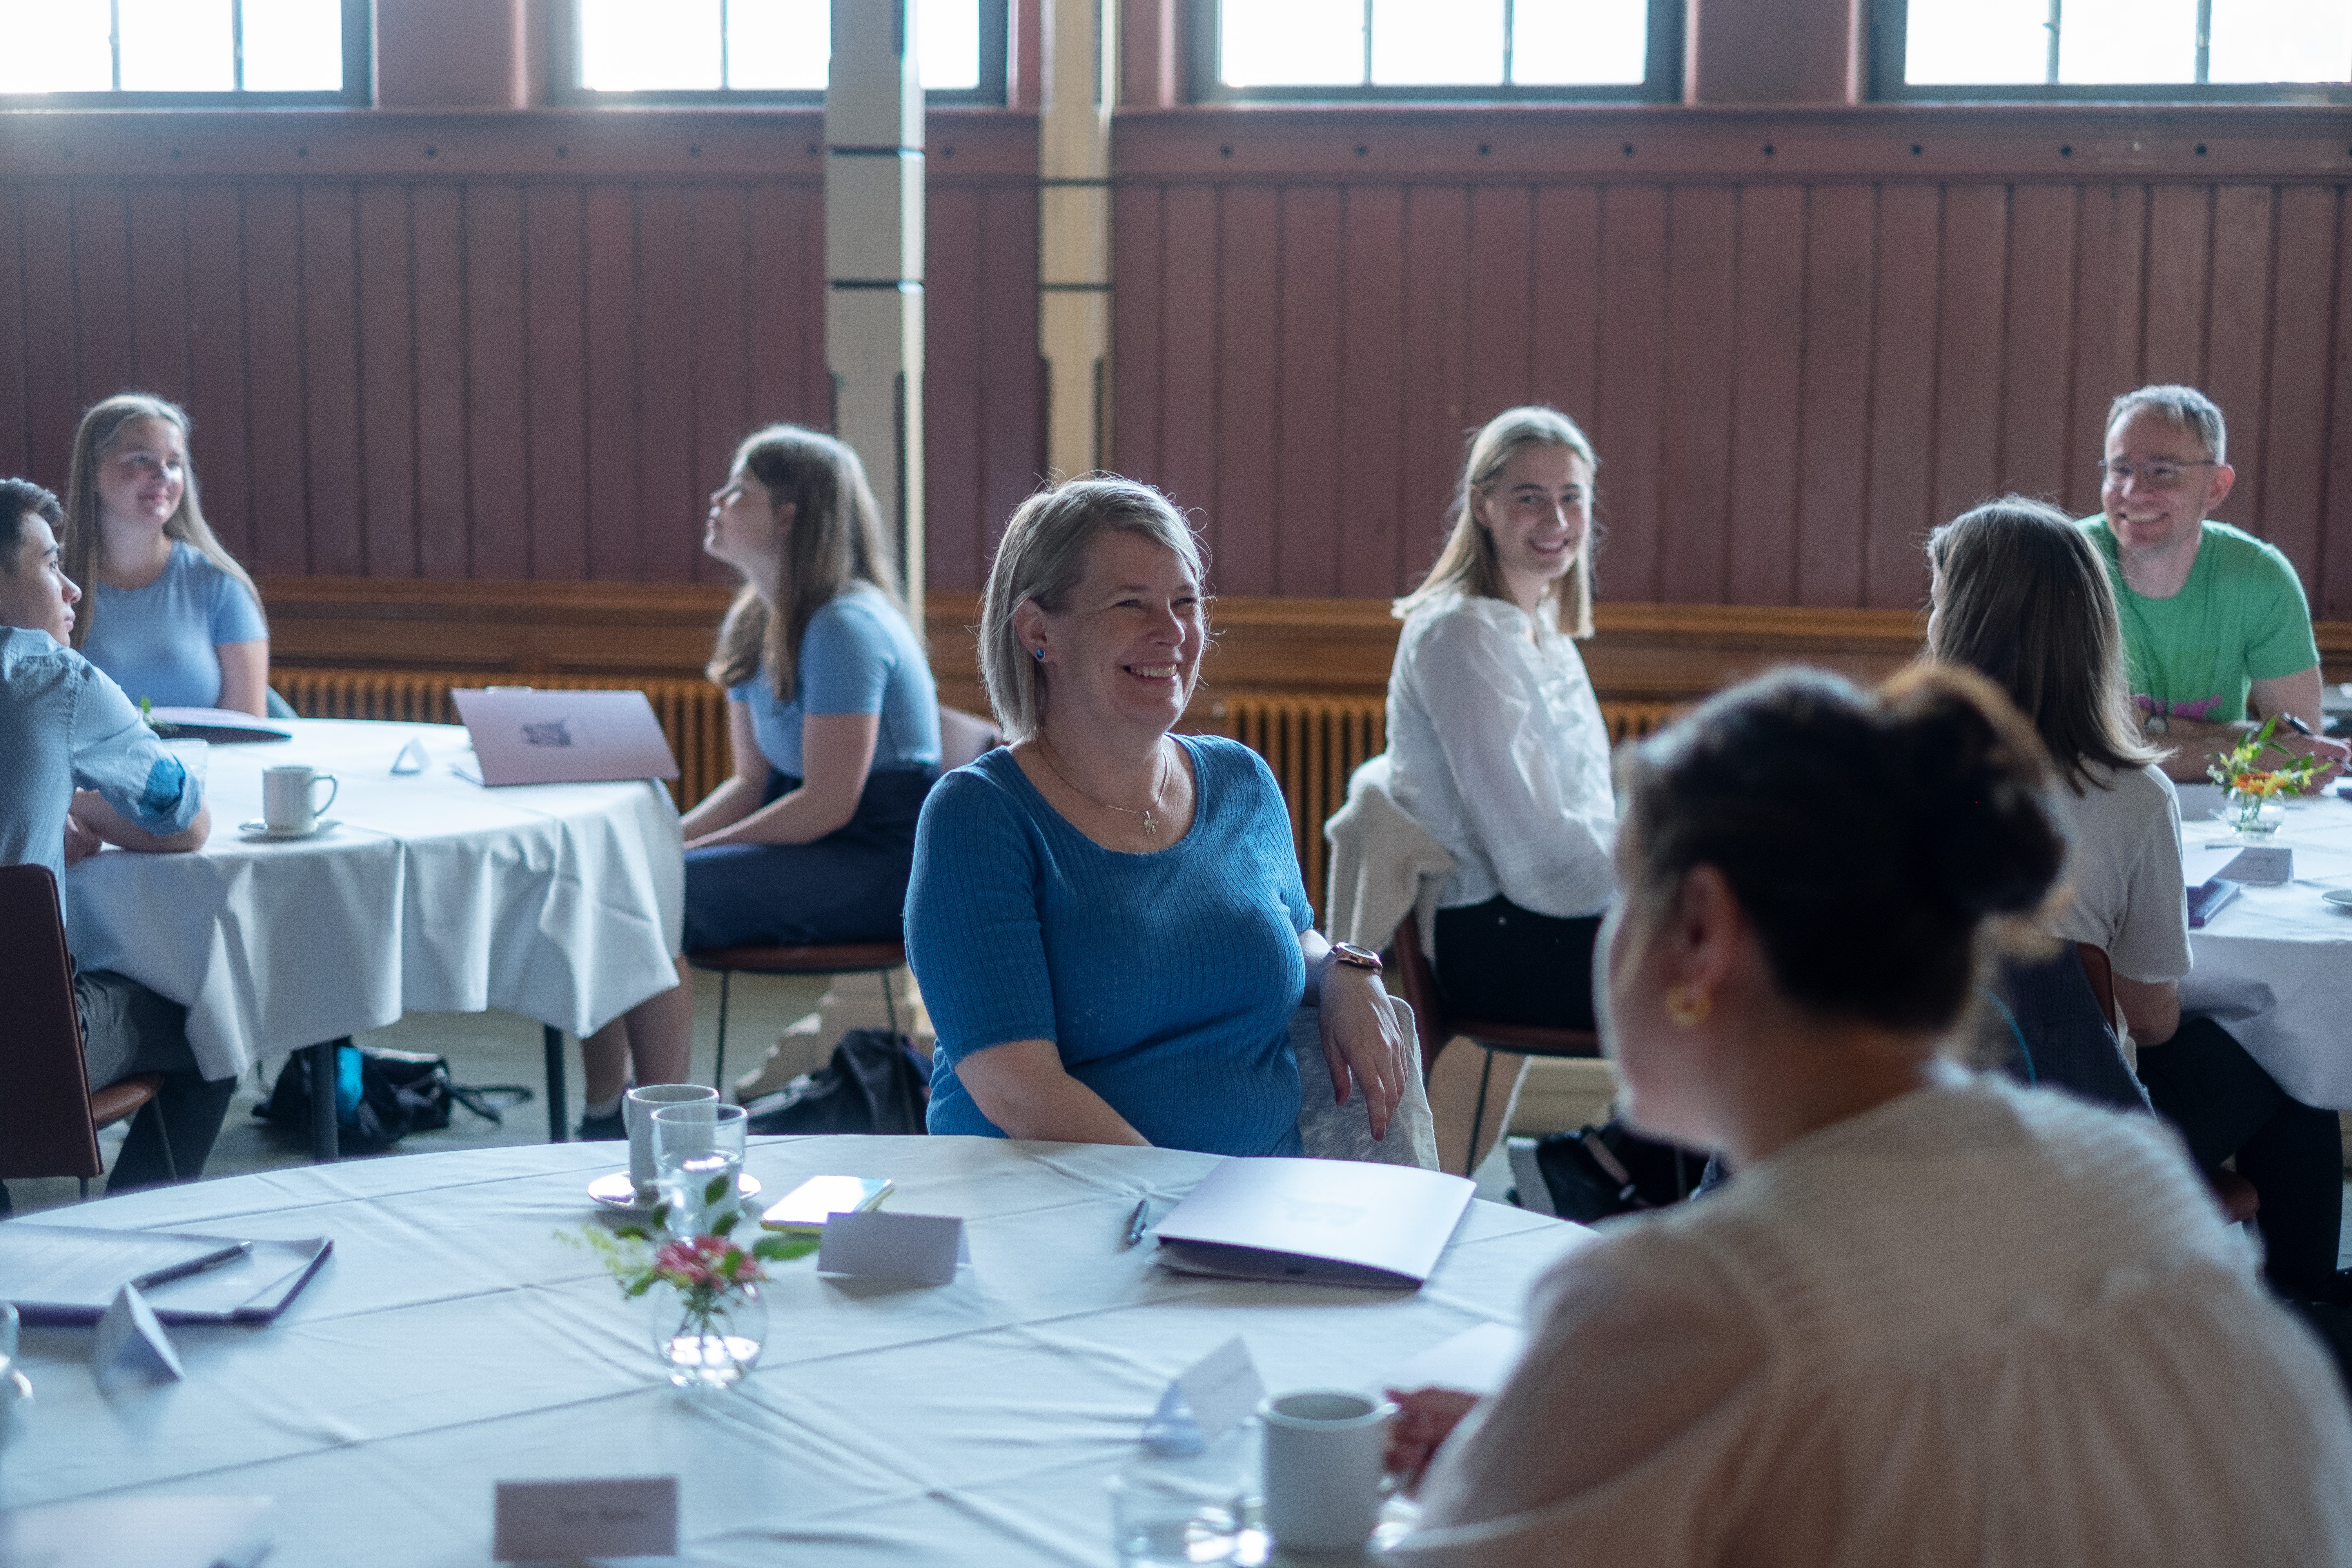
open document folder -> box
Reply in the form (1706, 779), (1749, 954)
(0, 1225), (330, 1325)
(1151, 1157), (1476, 1289)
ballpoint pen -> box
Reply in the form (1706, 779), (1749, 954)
(1124, 1200), (1151, 1248)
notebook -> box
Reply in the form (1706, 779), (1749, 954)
(1, 1225), (331, 1325)
(1152, 1157), (1476, 1289)
(144, 706), (294, 744)
(449, 688), (680, 787)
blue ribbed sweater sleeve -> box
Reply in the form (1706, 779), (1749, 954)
(906, 737), (1312, 1157)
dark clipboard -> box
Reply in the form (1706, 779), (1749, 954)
(5, 1227), (332, 1326)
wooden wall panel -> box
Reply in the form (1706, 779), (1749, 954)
(1274, 185), (1344, 598)
(0, 190), (28, 479)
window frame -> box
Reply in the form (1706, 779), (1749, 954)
(1190, 0), (1683, 105)
(1871, 0), (2352, 104)
(551, 0), (1009, 108)
(0, 0), (373, 109)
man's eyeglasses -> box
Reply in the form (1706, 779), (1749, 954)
(2098, 459), (2218, 491)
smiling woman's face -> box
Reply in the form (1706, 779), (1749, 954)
(94, 416), (188, 535)
(1474, 443), (1590, 597)
(1025, 529), (1205, 744)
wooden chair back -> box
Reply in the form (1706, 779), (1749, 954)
(0, 863), (105, 1180)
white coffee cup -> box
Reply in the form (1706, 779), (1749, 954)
(261, 764), (338, 833)
(1258, 1388), (1399, 1552)
(625, 1083), (720, 1197)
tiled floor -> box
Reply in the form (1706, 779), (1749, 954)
(7, 971), (832, 1219)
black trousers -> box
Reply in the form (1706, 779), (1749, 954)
(2139, 1015), (2345, 1293)
(680, 768), (934, 950)
(1432, 896), (1604, 1032)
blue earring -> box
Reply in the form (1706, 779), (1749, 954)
(1032, 647), (1045, 661)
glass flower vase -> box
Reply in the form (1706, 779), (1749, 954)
(2225, 788), (2285, 838)
(646, 1279), (766, 1391)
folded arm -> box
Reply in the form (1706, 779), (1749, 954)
(951, 1038), (1151, 1145)
(71, 788), (210, 853)
(683, 705), (879, 849)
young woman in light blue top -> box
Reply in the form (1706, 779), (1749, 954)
(64, 394), (269, 716)
(577, 425), (939, 1134)
(906, 478), (1411, 1158)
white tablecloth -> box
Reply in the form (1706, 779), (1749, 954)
(0, 1137), (1586, 1566)
(63, 720), (685, 1080)
(2178, 786), (2352, 1108)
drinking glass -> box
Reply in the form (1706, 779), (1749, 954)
(1106, 1459), (1245, 1567)
(649, 1102), (749, 1238)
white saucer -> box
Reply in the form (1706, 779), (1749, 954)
(588, 1169), (763, 1214)
(238, 818), (340, 841)
(2322, 889), (2352, 909)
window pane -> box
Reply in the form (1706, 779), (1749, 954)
(728, 0), (827, 89)
(118, 0), (234, 91)
(1905, 0), (2047, 85)
(2060, 0), (2196, 83)
(0, 0), (113, 91)
(920, 0), (981, 90)
(241, 0), (345, 91)
(2209, 0), (2352, 83)
(579, 0), (723, 91)
(1372, 0), (1504, 85)
(1221, 0), (1364, 87)
(1511, 0), (1649, 86)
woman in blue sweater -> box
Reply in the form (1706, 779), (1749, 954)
(907, 479), (1408, 1156)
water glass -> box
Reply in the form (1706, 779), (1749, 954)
(626, 1083), (720, 1198)
(650, 1102), (749, 1237)
(1107, 1459), (1245, 1566)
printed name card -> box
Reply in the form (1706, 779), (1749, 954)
(2217, 846), (2292, 886)
(1142, 1336), (1266, 1457)
(92, 1284), (183, 1386)
(816, 1211), (969, 1285)
(492, 1477), (678, 1561)
(390, 737), (432, 775)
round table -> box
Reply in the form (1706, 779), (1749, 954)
(2177, 782), (2352, 1108)
(0, 1136), (1588, 1565)
(62, 719), (684, 1085)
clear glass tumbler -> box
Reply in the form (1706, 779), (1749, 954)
(1106, 1458), (1246, 1566)
(649, 1101), (749, 1238)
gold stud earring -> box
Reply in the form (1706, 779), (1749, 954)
(1664, 985), (1712, 1027)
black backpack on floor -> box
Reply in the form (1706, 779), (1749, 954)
(742, 1028), (931, 1136)
(257, 1044), (530, 1153)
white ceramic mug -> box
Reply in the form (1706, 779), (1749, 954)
(1258, 1388), (1399, 1552)
(625, 1084), (720, 1197)
(261, 764), (339, 833)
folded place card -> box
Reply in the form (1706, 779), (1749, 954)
(92, 1285), (183, 1385)
(493, 1477), (678, 1562)
(1142, 1335), (1266, 1457)
(816, 1211), (968, 1285)
(390, 737), (432, 774)
(2216, 846), (2292, 886)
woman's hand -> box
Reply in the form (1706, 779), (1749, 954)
(1318, 964), (1410, 1141)
(1385, 1387), (1479, 1490)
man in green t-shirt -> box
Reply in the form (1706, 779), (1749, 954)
(2083, 383), (2347, 784)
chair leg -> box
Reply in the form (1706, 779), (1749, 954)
(1465, 1047), (1497, 1180)
(309, 1041), (342, 1164)
(78, 1175), (89, 1202)
(713, 971), (732, 1093)
(543, 1025), (568, 1143)
(883, 969), (900, 1039)
(140, 1097), (179, 1184)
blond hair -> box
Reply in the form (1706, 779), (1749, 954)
(1394, 405), (1599, 637)
(63, 393), (262, 650)
(978, 477), (1205, 743)
(706, 424), (915, 700)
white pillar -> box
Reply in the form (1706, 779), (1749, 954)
(826, 0), (926, 611)
(1039, 0), (1116, 479)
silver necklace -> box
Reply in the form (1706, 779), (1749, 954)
(1036, 737), (1172, 835)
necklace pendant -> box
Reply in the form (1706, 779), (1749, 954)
(1143, 812), (1157, 835)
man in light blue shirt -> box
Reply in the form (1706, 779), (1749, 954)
(0, 477), (226, 1210)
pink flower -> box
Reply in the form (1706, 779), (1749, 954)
(652, 1234), (759, 1292)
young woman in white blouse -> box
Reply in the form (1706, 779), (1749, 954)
(1929, 497), (2349, 1305)
(1385, 667), (2352, 1567)
(1387, 408), (1617, 1102)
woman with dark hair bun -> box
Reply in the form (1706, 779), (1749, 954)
(1383, 667), (2352, 1566)
(1929, 497), (2350, 1304)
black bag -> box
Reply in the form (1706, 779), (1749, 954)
(742, 1028), (931, 1136)
(1527, 1118), (1695, 1222)
(256, 1044), (530, 1153)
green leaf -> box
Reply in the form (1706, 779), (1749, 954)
(650, 1203), (671, 1229)
(752, 1234), (819, 1263)
(711, 1210), (740, 1238)
(612, 1225), (650, 1242)
(624, 1277), (655, 1297)
(704, 1174), (731, 1207)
